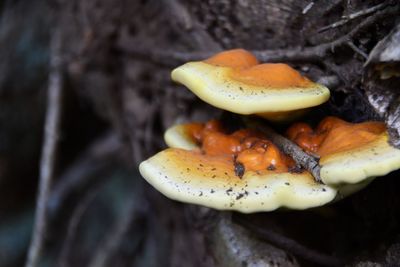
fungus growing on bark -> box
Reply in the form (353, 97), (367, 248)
(140, 48), (400, 212)
(287, 117), (400, 184)
(171, 49), (330, 121)
(140, 120), (337, 212)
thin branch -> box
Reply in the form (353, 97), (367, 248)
(302, 1), (315, 15)
(244, 117), (322, 183)
(121, 5), (398, 66)
(318, 2), (392, 33)
(87, 197), (144, 267)
(25, 30), (64, 267)
(57, 189), (99, 267)
(256, 5), (399, 62)
(346, 41), (368, 59)
(47, 133), (121, 218)
(233, 214), (343, 267)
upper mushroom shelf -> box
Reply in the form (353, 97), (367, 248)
(171, 49), (330, 121)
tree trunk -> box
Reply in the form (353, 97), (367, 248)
(1, 0), (400, 266)
(58, 0), (400, 266)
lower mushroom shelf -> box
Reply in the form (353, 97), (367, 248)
(139, 148), (337, 213)
(139, 118), (400, 212)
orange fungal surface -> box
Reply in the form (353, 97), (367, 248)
(204, 49), (259, 68)
(183, 117), (385, 178)
(232, 63), (312, 88)
(286, 117), (386, 156)
(184, 120), (295, 175)
(203, 49), (312, 88)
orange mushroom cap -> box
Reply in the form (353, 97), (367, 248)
(204, 49), (259, 68)
(139, 147), (336, 213)
(287, 117), (400, 184)
(171, 49), (330, 121)
(140, 120), (340, 212)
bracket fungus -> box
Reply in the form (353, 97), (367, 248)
(171, 49), (330, 121)
(140, 120), (337, 213)
(139, 48), (400, 213)
(287, 117), (400, 185)
(140, 117), (400, 212)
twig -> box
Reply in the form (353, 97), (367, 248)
(256, 5), (399, 62)
(233, 214), (343, 267)
(25, 30), (64, 267)
(57, 189), (99, 267)
(121, 5), (398, 66)
(244, 117), (322, 183)
(318, 2), (391, 33)
(47, 133), (121, 218)
(302, 2), (314, 15)
(346, 41), (368, 59)
(87, 197), (143, 267)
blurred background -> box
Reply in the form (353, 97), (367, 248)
(1, 0), (400, 266)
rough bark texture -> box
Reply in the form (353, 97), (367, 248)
(57, 1), (400, 266)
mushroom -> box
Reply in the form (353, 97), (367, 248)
(287, 117), (400, 185)
(140, 48), (399, 212)
(171, 49), (330, 121)
(140, 120), (338, 213)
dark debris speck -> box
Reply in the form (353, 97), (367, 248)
(236, 194), (244, 200)
(226, 187), (233, 195)
(234, 162), (245, 178)
(267, 164), (276, 171)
